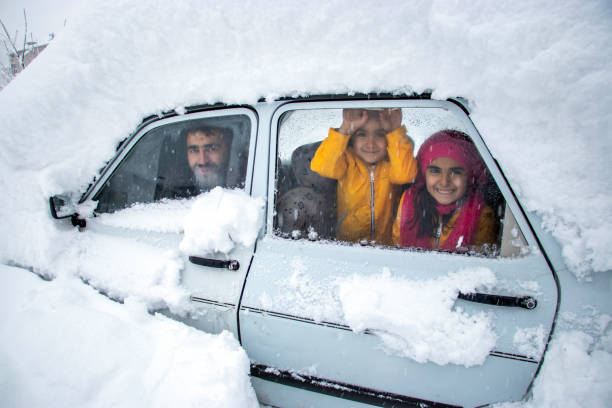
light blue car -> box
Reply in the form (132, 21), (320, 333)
(49, 94), (610, 407)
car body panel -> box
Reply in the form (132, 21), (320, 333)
(238, 99), (559, 406)
(58, 96), (568, 407)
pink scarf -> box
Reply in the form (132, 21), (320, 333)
(399, 187), (485, 251)
(399, 130), (488, 252)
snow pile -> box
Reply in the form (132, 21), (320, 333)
(338, 267), (498, 366)
(66, 233), (189, 313)
(180, 188), (264, 254)
(48, 189), (264, 314)
(0, 265), (259, 408)
(0, 0), (610, 405)
(0, 1), (610, 279)
(258, 261), (499, 366)
(513, 325), (547, 359)
(497, 330), (612, 408)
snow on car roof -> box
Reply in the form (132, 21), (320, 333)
(0, 1), (610, 278)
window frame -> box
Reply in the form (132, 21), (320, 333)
(81, 107), (259, 208)
(267, 99), (540, 254)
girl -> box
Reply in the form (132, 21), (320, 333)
(392, 130), (498, 253)
(311, 108), (418, 245)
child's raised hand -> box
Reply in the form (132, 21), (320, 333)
(338, 108), (368, 135)
(380, 108), (402, 132)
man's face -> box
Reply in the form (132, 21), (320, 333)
(186, 130), (230, 190)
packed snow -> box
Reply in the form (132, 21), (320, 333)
(338, 268), (497, 367)
(0, 264), (259, 408)
(496, 330), (612, 408)
(513, 325), (547, 359)
(0, 0), (611, 407)
(0, 0), (610, 278)
(262, 263), (501, 367)
(180, 187), (264, 255)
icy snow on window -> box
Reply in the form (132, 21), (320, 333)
(338, 267), (498, 367)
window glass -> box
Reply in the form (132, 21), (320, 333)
(274, 107), (526, 257)
(95, 113), (251, 213)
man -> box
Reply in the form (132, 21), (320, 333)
(154, 124), (233, 200)
(185, 126), (232, 191)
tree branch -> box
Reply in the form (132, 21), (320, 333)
(21, 8), (27, 68)
(0, 19), (20, 57)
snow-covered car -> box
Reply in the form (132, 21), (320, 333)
(48, 94), (607, 408)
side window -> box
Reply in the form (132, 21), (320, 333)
(95, 113), (252, 213)
(273, 106), (527, 258)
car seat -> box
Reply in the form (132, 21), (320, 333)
(276, 142), (337, 240)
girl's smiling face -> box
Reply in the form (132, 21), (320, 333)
(425, 157), (468, 205)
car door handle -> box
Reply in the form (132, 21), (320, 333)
(188, 256), (240, 271)
(458, 292), (537, 310)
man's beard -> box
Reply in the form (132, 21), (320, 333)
(193, 163), (225, 191)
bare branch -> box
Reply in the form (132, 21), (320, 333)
(1, 39), (11, 55)
(0, 19), (20, 56)
(21, 8), (27, 68)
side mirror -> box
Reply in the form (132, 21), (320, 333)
(49, 195), (86, 228)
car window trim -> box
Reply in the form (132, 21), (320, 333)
(81, 107), (259, 205)
(267, 99), (540, 252)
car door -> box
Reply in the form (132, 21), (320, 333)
(239, 100), (559, 407)
(73, 107), (258, 337)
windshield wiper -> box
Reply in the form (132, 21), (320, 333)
(458, 292), (537, 310)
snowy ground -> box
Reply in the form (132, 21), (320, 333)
(0, 0), (611, 407)
(0, 264), (259, 408)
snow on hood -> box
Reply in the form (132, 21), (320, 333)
(0, 0), (611, 279)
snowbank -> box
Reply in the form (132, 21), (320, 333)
(44, 189), (264, 314)
(0, 1), (611, 406)
(0, 264), (259, 408)
(496, 329), (612, 408)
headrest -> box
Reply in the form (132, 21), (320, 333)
(291, 142), (336, 193)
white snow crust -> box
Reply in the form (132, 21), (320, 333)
(513, 325), (547, 359)
(0, 0), (610, 279)
(262, 264), (498, 367)
(1, 1), (611, 406)
(338, 267), (498, 366)
(0, 264), (259, 408)
(180, 187), (264, 255)
(497, 330), (612, 408)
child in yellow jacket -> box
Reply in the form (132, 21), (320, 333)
(310, 108), (418, 245)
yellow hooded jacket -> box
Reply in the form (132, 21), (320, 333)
(310, 126), (417, 245)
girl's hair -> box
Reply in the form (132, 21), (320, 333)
(408, 130), (483, 238)
(409, 184), (457, 238)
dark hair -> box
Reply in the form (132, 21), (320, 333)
(181, 124), (233, 143)
(408, 130), (483, 239)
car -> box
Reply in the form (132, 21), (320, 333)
(47, 93), (603, 408)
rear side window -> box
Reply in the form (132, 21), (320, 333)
(94, 112), (252, 213)
(273, 106), (527, 258)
